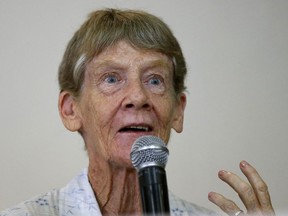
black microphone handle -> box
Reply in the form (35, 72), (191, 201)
(138, 166), (170, 216)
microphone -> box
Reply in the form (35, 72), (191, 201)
(130, 135), (170, 216)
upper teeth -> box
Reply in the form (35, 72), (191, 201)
(128, 126), (149, 131)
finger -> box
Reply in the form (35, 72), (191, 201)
(218, 170), (261, 213)
(240, 160), (275, 215)
(208, 192), (243, 216)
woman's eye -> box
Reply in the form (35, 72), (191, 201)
(148, 76), (163, 86)
(97, 72), (124, 94)
(104, 75), (119, 84)
(145, 75), (166, 94)
(148, 77), (162, 85)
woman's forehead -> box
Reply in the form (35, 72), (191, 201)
(87, 41), (173, 71)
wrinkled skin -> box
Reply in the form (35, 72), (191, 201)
(209, 160), (275, 216)
(59, 41), (186, 215)
(59, 41), (275, 216)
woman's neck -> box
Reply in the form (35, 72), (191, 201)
(88, 156), (142, 215)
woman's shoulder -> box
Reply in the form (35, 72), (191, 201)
(0, 189), (60, 216)
(0, 169), (100, 216)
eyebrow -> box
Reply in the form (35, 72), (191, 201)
(141, 59), (172, 71)
(90, 59), (173, 73)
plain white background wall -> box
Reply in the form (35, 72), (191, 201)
(0, 0), (287, 214)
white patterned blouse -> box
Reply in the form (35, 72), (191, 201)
(0, 169), (219, 216)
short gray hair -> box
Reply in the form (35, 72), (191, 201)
(58, 8), (187, 97)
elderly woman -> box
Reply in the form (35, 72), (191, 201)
(1, 9), (274, 216)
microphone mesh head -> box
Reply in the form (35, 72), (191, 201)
(130, 135), (169, 171)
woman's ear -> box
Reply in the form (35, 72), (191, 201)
(58, 91), (82, 132)
(172, 93), (186, 133)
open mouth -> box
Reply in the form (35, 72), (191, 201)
(119, 125), (153, 133)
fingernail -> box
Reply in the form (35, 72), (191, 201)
(240, 160), (249, 168)
(218, 170), (229, 177)
(208, 192), (214, 200)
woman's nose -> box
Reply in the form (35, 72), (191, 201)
(122, 80), (151, 110)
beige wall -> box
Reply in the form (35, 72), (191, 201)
(0, 0), (287, 214)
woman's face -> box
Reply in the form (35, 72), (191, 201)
(75, 41), (186, 167)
